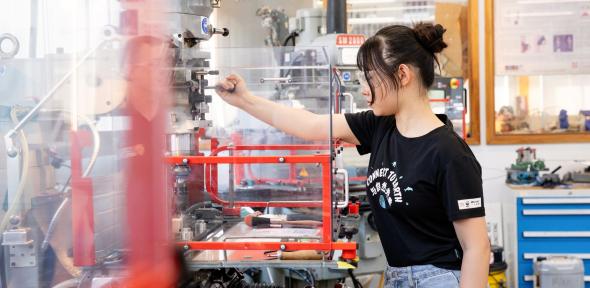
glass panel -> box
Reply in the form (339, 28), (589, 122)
(171, 47), (335, 264)
(0, 0), (174, 286)
(493, 0), (590, 135)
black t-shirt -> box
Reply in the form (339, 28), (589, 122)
(345, 110), (485, 270)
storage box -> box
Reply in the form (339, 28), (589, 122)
(534, 256), (584, 288)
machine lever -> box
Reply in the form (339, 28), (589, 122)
(260, 77), (292, 84)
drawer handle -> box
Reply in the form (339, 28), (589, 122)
(522, 198), (590, 204)
(524, 275), (590, 282)
(523, 253), (590, 260)
(523, 231), (590, 238)
(523, 209), (590, 216)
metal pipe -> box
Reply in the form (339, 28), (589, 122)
(327, 0), (347, 34)
(341, 92), (355, 112)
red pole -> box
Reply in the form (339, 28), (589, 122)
(70, 130), (96, 266)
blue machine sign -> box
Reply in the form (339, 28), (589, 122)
(342, 71), (351, 81)
(201, 17), (208, 34)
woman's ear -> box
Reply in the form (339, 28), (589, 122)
(398, 64), (412, 87)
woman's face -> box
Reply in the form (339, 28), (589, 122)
(358, 71), (398, 116)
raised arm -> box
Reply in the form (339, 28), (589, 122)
(216, 74), (360, 145)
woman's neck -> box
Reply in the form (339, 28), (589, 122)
(394, 95), (444, 138)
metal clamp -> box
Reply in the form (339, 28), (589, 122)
(335, 168), (349, 208)
(0, 33), (19, 59)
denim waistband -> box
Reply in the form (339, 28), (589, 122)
(386, 264), (458, 280)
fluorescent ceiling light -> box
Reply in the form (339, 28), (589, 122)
(350, 5), (435, 13)
(348, 16), (434, 25)
(506, 11), (575, 17)
(517, 0), (589, 4)
(348, 0), (400, 5)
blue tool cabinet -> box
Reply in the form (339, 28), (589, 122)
(516, 189), (590, 288)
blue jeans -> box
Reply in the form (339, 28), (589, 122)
(384, 264), (461, 288)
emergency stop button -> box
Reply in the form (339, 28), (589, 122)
(450, 78), (460, 89)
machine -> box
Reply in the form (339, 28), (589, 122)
(1, 1), (359, 287)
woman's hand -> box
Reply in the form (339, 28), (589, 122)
(215, 74), (252, 108)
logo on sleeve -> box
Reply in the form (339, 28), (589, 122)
(457, 197), (482, 210)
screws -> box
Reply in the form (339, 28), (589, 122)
(183, 244), (189, 250)
(182, 158), (188, 164)
(280, 244), (286, 251)
(278, 157), (285, 163)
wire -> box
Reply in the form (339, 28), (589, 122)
(41, 175), (72, 251)
(348, 269), (363, 288)
(282, 31), (299, 47)
(288, 269), (312, 287)
(0, 108), (31, 233)
(305, 269), (315, 287)
(41, 112), (100, 253)
(76, 270), (89, 288)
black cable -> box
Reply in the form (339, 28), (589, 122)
(288, 269), (312, 287)
(305, 269), (315, 287)
(282, 31), (299, 47)
(348, 269), (363, 288)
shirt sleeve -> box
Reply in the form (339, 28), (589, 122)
(439, 155), (486, 221)
(344, 110), (378, 155)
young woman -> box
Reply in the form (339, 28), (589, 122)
(216, 23), (490, 288)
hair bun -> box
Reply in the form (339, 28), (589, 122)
(413, 23), (448, 54)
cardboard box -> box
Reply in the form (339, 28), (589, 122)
(435, 2), (468, 77)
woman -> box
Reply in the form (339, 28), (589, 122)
(216, 23), (490, 288)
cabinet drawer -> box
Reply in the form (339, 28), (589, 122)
(522, 197), (590, 205)
(518, 198), (590, 230)
(517, 195), (590, 288)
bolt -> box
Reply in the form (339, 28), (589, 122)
(182, 158), (188, 164)
(280, 244), (286, 251)
(278, 157), (285, 163)
(183, 244), (189, 250)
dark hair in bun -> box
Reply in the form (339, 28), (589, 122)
(413, 23), (448, 54)
(356, 22), (448, 104)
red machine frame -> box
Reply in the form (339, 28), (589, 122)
(166, 142), (357, 260)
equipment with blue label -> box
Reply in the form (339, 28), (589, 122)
(342, 71), (351, 81)
(201, 17), (209, 34)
